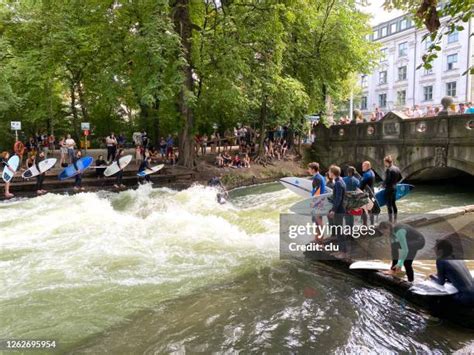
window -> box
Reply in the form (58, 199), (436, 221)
(381, 26), (388, 37)
(446, 82), (457, 97)
(447, 53), (458, 70)
(379, 93), (387, 108)
(361, 96), (368, 110)
(397, 90), (406, 105)
(361, 75), (368, 87)
(399, 42), (408, 57)
(448, 31), (458, 43)
(400, 19), (408, 30)
(380, 48), (387, 60)
(398, 66), (407, 81)
(390, 23), (397, 33)
(373, 30), (379, 40)
(423, 86), (433, 101)
(379, 71), (387, 84)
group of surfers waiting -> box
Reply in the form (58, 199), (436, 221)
(0, 149), (156, 198)
(307, 157), (473, 306)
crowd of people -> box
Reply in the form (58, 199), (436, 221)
(337, 102), (474, 124)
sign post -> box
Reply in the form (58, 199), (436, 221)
(81, 122), (90, 153)
(11, 121), (21, 142)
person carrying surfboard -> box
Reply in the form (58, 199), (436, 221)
(113, 149), (126, 189)
(308, 162), (326, 240)
(343, 166), (360, 229)
(430, 240), (474, 306)
(1, 151), (15, 198)
(73, 150), (85, 191)
(382, 155), (402, 223)
(378, 221), (425, 282)
(328, 165), (347, 255)
(34, 151), (47, 195)
(138, 156), (152, 184)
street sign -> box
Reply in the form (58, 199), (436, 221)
(84, 130), (90, 136)
(81, 122), (90, 131)
(11, 121), (21, 130)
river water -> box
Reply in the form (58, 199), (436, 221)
(1, 182), (473, 353)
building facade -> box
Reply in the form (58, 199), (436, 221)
(359, 14), (473, 116)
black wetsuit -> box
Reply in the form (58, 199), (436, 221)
(360, 169), (376, 225)
(115, 157), (123, 185)
(95, 159), (107, 178)
(138, 160), (151, 183)
(35, 157), (45, 191)
(432, 258), (474, 306)
(390, 224), (425, 282)
(384, 165), (402, 222)
(72, 156), (82, 188)
(331, 177), (347, 252)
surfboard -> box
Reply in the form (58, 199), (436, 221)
(280, 177), (314, 198)
(410, 271), (474, 296)
(1, 155), (20, 183)
(103, 155), (133, 177)
(137, 164), (164, 177)
(349, 261), (391, 271)
(289, 193), (333, 216)
(22, 158), (57, 179)
(375, 184), (414, 207)
(58, 156), (94, 180)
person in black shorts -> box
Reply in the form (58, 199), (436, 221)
(382, 155), (401, 223)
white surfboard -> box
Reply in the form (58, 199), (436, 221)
(289, 193), (333, 216)
(2, 155), (20, 183)
(410, 270), (474, 296)
(280, 177), (314, 198)
(22, 158), (57, 179)
(137, 164), (164, 177)
(104, 155), (133, 177)
(349, 261), (391, 271)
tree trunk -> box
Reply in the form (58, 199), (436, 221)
(173, 0), (195, 168)
(152, 99), (160, 147)
(70, 82), (80, 141)
(77, 81), (89, 122)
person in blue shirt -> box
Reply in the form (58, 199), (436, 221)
(430, 239), (474, 306)
(343, 166), (360, 228)
(308, 162), (326, 240)
(328, 165), (347, 254)
(360, 161), (376, 226)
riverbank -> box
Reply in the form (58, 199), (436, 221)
(0, 149), (307, 201)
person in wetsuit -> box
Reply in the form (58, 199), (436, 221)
(328, 165), (347, 255)
(382, 155), (401, 223)
(208, 175), (228, 204)
(72, 150), (85, 191)
(34, 151), (47, 195)
(113, 149), (125, 189)
(379, 221), (425, 282)
(360, 161), (377, 226)
(430, 239), (474, 306)
(308, 162), (326, 240)
(343, 166), (360, 228)
(1, 151), (15, 198)
(138, 156), (152, 184)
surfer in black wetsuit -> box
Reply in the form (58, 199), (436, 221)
(379, 221), (425, 282)
(138, 156), (152, 184)
(1, 151), (15, 198)
(208, 176), (228, 204)
(73, 150), (85, 191)
(114, 149), (125, 189)
(34, 151), (47, 195)
(430, 240), (474, 306)
(382, 155), (402, 223)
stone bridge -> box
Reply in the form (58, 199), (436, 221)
(311, 113), (474, 180)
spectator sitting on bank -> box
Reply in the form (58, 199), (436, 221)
(232, 154), (242, 168)
(222, 151), (232, 166)
(216, 153), (224, 167)
(149, 147), (160, 162)
(242, 153), (251, 168)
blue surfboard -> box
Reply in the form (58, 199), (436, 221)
(58, 156), (93, 180)
(375, 183), (414, 207)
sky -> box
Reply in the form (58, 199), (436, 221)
(361, 0), (405, 26)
